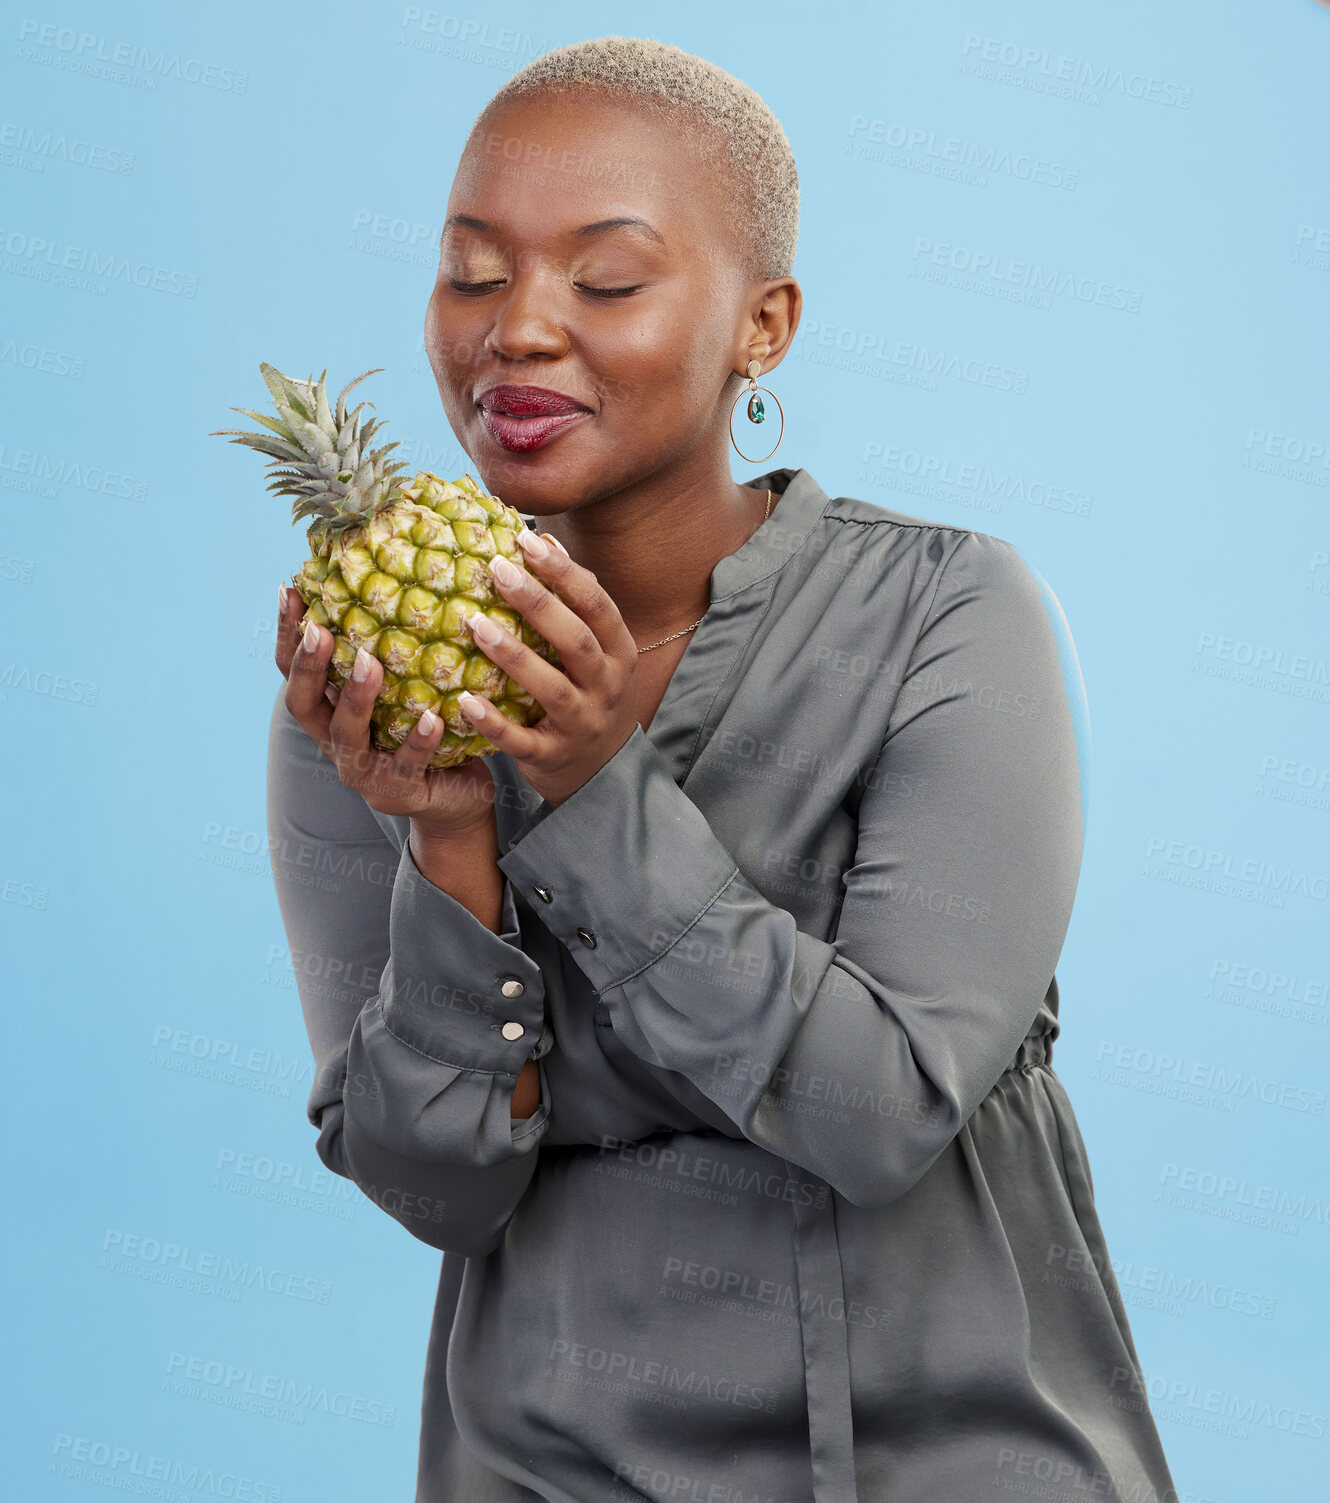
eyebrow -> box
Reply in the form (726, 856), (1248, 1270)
(441, 213), (666, 247)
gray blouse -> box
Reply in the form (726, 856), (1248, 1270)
(266, 466), (1178, 1502)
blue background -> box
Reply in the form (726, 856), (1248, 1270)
(3, 3), (1328, 1499)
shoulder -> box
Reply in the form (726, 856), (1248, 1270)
(819, 489), (1064, 621)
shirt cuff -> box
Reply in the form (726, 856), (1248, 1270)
(496, 723), (741, 995)
(377, 836), (548, 1074)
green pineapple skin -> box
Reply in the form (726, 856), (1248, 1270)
(294, 471), (558, 769)
(211, 365), (558, 771)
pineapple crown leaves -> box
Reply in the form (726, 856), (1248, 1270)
(210, 362), (411, 544)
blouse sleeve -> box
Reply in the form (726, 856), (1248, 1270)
(265, 687), (551, 1258)
(495, 530), (1090, 1209)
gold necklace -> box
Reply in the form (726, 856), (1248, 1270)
(635, 489), (775, 655)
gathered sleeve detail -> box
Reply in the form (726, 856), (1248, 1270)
(266, 688), (551, 1258)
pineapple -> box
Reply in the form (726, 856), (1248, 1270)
(213, 362), (556, 768)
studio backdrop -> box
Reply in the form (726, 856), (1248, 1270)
(3, 4), (1327, 1501)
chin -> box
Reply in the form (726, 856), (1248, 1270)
(470, 458), (581, 515)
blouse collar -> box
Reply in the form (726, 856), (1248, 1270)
(714, 467), (832, 602)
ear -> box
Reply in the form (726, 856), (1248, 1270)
(738, 277), (802, 378)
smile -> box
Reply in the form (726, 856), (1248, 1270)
(477, 406), (593, 453)
(476, 384), (593, 453)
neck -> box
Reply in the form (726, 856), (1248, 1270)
(540, 450), (773, 645)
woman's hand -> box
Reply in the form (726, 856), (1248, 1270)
(456, 529), (639, 808)
(277, 588), (498, 841)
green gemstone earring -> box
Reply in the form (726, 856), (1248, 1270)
(729, 359), (785, 464)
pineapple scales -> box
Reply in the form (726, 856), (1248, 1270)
(213, 363), (558, 768)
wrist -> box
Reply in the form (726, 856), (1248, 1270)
(409, 811), (496, 864)
(408, 813), (505, 930)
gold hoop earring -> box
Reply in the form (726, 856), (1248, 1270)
(729, 359), (785, 464)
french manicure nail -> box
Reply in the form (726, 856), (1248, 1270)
(543, 533), (569, 557)
(517, 529), (549, 559)
(459, 691), (487, 720)
(417, 709), (436, 736)
(301, 623), (322, 653)
(352, 647), (372, 682)
(278, 584), (290, 617)
(470, 613), (500, 644)
(490, 554), (521, 586)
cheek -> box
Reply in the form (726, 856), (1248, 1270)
(426, 295), (486, 394)
(584, 300), (725, 420)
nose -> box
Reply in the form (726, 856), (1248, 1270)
(484, 262), (569, 362)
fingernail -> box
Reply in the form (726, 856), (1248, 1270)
(301, 623), (322, 653)
(278, 584), (290, 617)
(543, 533), (569, 557)
(352, 647), (372, 682)
(517, 529), (549, 559)
(470, 613), (501, 644)
(490, 554), (521, 586)
(417, 709), (436, 736)
(459, 690), (487, 720)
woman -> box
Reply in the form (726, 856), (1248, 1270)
(267, 35), (1179, 1503)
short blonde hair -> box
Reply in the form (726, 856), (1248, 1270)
(469, 35), (799, 282)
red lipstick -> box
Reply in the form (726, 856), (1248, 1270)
(477, 384), (592, 453)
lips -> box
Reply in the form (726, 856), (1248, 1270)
(476, 383), (592, 453)
(478, 384), (589, 417)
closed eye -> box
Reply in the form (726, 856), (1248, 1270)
(447, 278), (643, 299)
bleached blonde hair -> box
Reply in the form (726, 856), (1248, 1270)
(468, 35), (799, 282)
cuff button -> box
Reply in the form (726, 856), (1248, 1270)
(576, 928), (597, 949)
(501, 979), (525, 998)
(501, 1021), (525, 1041)
(534, 885), (553, 903)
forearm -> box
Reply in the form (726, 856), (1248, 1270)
(495, 535), (1088, 1206)
(409, 816), (542, 1119)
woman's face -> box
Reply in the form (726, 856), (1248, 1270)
(424, 89), (782, 512)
